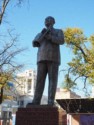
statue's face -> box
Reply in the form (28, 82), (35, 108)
(45, 17), (54, 28)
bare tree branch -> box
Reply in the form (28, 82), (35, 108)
(0, 0), (10, 24)
(0, 0), (29, 25)
(70, 42), (87, 57)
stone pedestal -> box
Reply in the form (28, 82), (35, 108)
(15, 105), (66, 125)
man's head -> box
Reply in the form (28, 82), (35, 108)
(45, 16), (55, 28)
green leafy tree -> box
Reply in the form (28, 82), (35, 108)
(63, 27), (94, 92)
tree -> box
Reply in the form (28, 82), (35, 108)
(63, 27), (94, 94)
(0, 0), (28, 25)
(0, 29), (25, 103)
(0, 0), (29, 103)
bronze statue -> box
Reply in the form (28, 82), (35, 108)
(28, 16), (64, 106)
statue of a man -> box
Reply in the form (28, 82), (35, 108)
(30, 16), (64, 106)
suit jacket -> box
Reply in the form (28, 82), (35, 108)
(32, 28), (64, 65)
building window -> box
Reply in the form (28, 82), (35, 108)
(29, 73), (32, 76)
(27, 79), (32, 91)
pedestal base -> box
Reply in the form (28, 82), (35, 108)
(15, 105), (66, 125)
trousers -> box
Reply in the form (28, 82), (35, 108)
(32, 61), (59, 105)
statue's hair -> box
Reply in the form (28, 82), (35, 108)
(45, 16), (55, 24)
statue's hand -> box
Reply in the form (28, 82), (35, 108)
(41, 28), (47, 34)
(33, 41), (40, 47)
(44, 33), (52, 41)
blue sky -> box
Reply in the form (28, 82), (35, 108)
(1, 0), (94, 96)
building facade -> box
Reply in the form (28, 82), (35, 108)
(15, 69), (37, 96)
(15, 69), (37, 107)
(55, 88), (81, 99)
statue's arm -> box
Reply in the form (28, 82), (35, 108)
(51, 30), (65, 45)
(32, 33), (42, 47)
